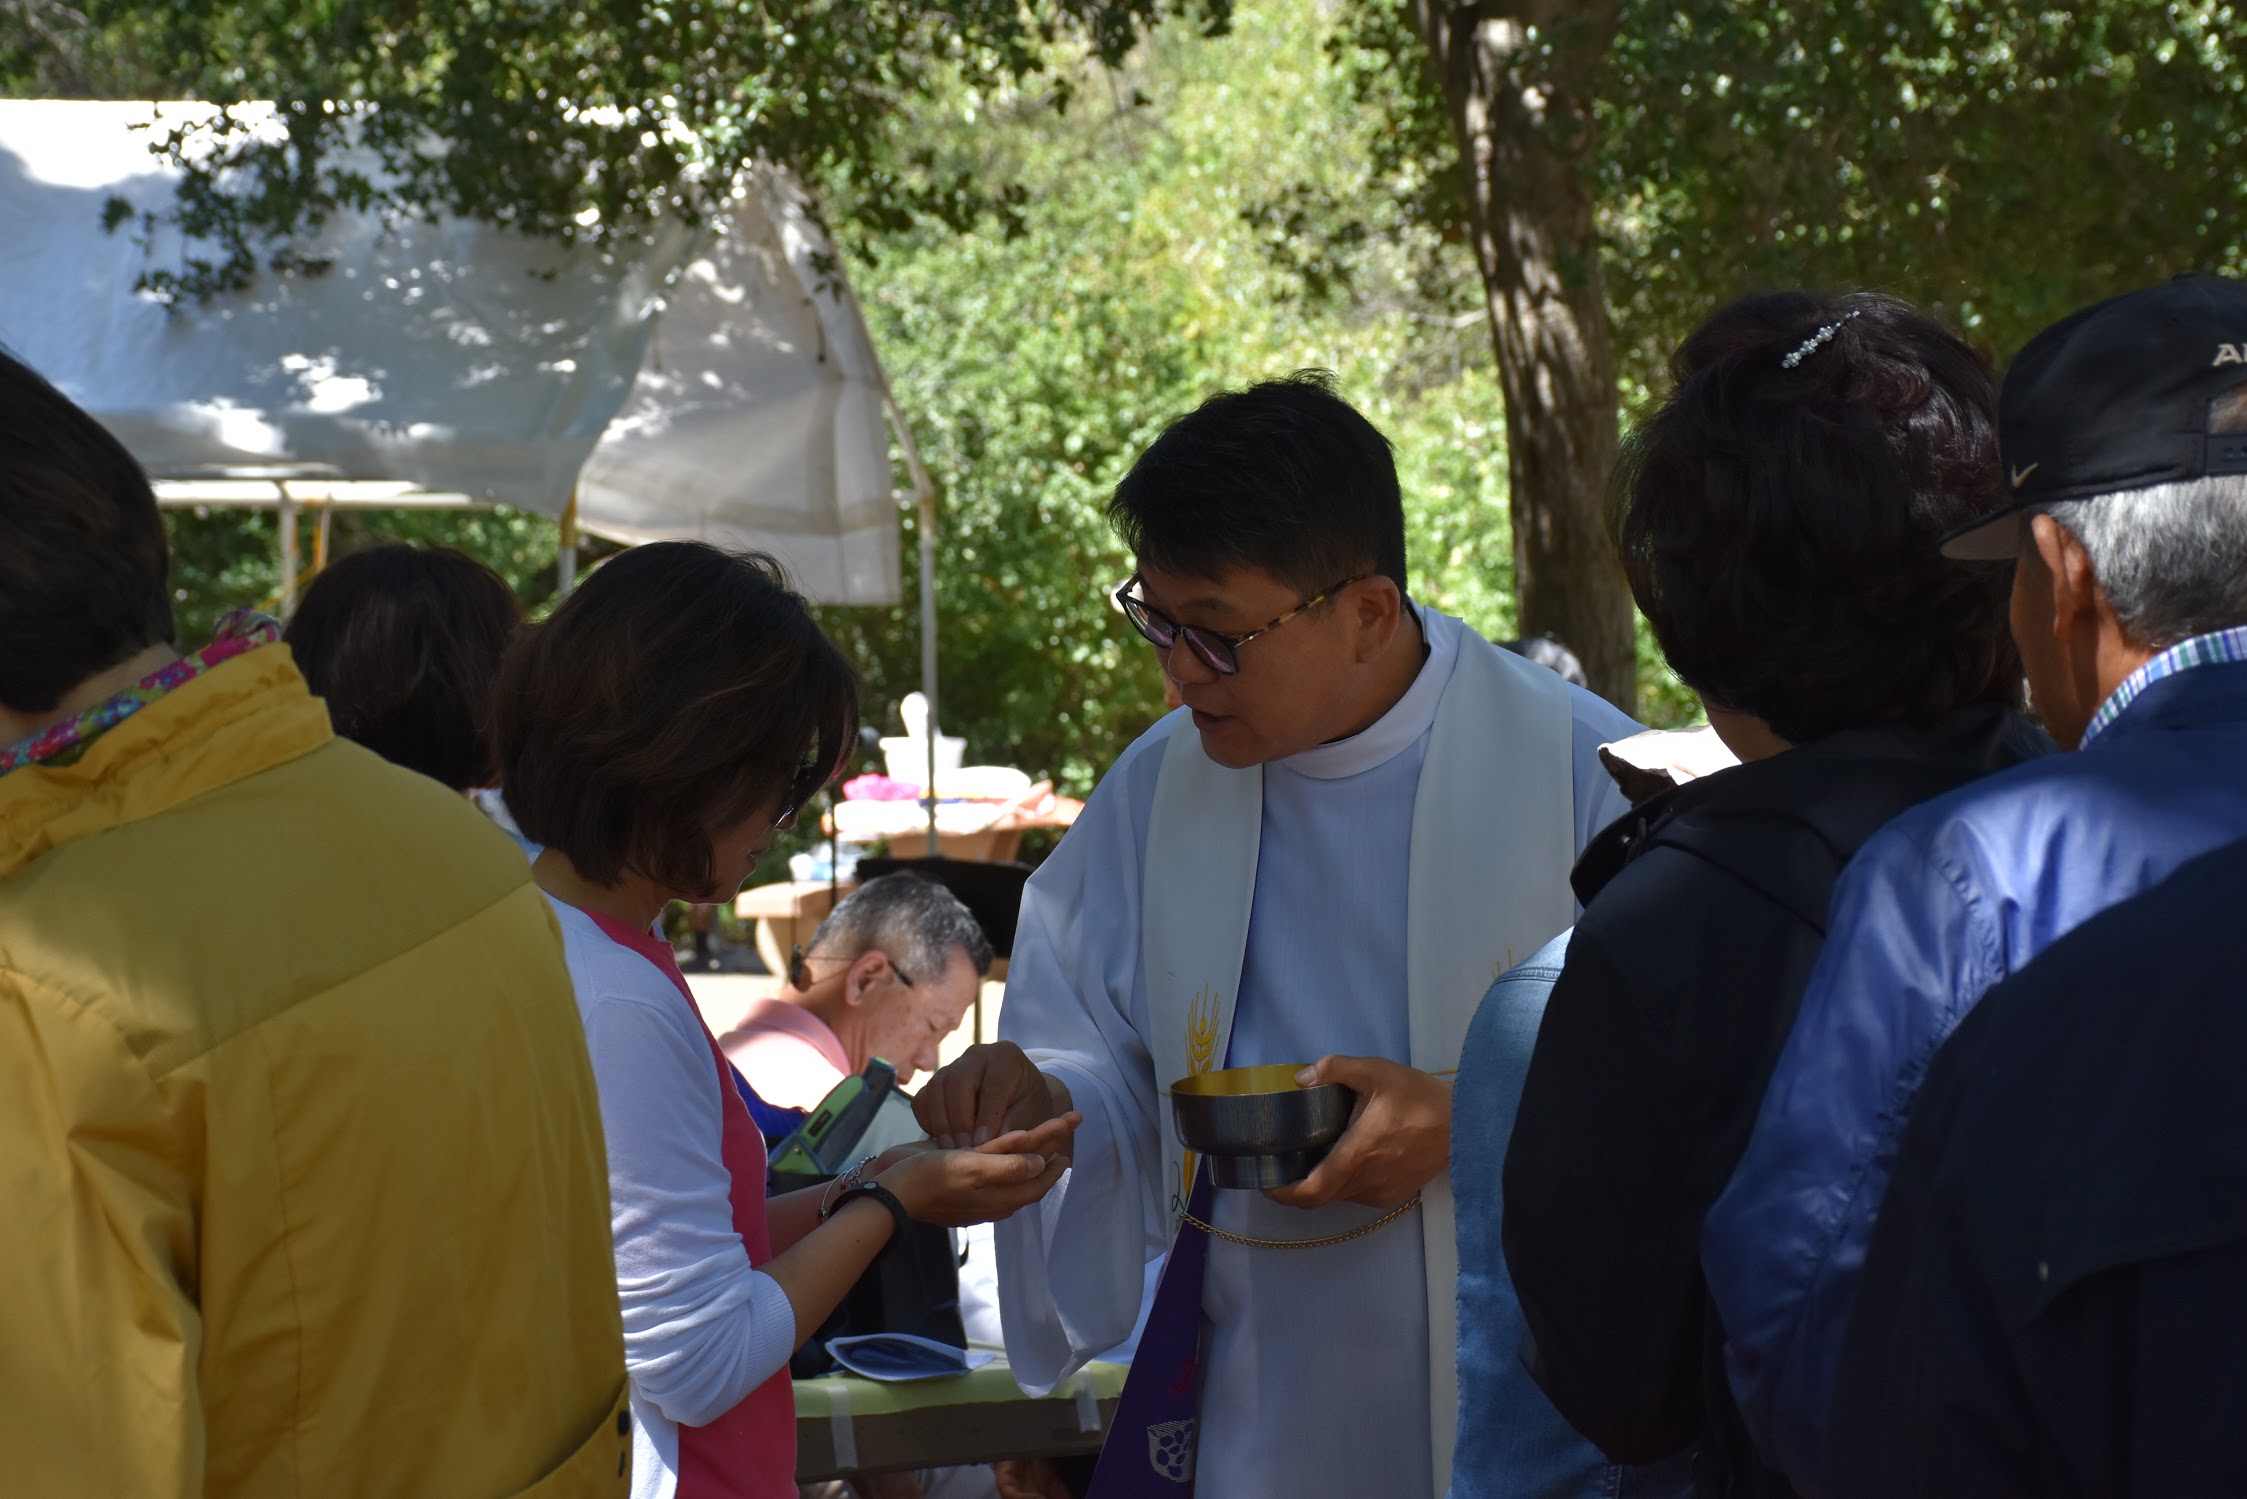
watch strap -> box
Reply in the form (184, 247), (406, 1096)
(834, 1180), (914, 1250)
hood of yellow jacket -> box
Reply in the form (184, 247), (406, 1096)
(0, 646), (331, 884)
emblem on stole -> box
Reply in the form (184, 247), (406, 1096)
(1175, 986), (1221, 1216)
(1147, 1418), (1198, 1483)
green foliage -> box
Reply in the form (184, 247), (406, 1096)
(1312, 1), (2245, 402)
(162, 507), (283, 643)
(817, 1), (1549, 795)
(364, 508), (589, 615)
(1598, 0), (2247, 394)
(160, 504), (572, 644)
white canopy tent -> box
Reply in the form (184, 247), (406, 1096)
(0, 99), (949, 844)
(0, 102), (692, 522)
(576, 161), (907, 607)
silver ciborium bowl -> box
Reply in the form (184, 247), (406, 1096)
(1169, 1063), (1357, 1189)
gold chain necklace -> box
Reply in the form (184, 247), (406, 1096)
(1178, 1192), (1422, 1250)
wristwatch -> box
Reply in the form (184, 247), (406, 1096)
(832, 1180), (914, 1250)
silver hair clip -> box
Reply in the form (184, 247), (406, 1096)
(1781, 310), (1862, 369)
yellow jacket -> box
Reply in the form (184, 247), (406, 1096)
(0, 646), (628, 1497)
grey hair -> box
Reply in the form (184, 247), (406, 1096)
(2040, 473), (2247, 648)
(806, 872), (994, 983)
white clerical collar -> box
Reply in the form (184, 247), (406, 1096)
(1277, 605), (1462, 781)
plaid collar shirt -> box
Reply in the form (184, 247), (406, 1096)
(2080, 623), (2247, 749)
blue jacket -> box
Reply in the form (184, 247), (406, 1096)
(1702, 659), (2247, 1490)
(1452, 931), (1692, 1499)
(1826, 835), (2247, 1498)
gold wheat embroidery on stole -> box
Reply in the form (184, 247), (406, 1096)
(1179, 985), (1221, 1205)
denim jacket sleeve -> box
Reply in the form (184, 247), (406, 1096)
(1454, 932), (1695, 1499)
(1700, 817), (2001, 1490)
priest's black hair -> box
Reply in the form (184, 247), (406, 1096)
(1109, 370), (1408, 596)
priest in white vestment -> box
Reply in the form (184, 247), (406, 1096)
(917, 374), (1639, 1498)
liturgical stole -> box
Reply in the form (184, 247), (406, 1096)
(1139, 631), (1577, 1495)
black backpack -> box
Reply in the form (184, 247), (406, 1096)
(769, 1065), (967, 1378)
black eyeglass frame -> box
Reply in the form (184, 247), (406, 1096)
(1114, 572), (1366, 677)
(790, 942), (915, 994)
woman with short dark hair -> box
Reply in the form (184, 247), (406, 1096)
(283, 542), (522, 792)
(1618, 292), (2025, 749)
(1484, 293), (2047, 1499)
(495, 540), (1074, 1499)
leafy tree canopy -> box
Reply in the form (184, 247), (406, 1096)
(1301, 0), (2245, 395)
(1, 0), (1229, 299)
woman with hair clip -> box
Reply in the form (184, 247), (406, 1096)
(493, 541), (1077, 1499)
(1480, 293), (2047, 1498)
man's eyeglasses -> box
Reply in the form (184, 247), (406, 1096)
(790, 943), (915, 994)
(1114, 573), (1363, 677)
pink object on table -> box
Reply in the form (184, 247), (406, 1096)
(840, 773), (922, 802)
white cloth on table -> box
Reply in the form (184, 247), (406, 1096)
(993, 610), (1638, 1499)
(956, 1220), (1164, 1365)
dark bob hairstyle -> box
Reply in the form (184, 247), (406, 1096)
(0, 347), (174, 713)
(1617, 291), (2021, 745)
(1109, 370), (1408, 596)
(284, 542), (523, 791)
(493, 542), (858, 893)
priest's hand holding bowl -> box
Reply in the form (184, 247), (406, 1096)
(914, 1040), (1082, 1153)
(1261, 1054), (1452, 1211)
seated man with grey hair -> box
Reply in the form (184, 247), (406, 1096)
(723, 873), (993, 1129)
(1696, 271), (2247, 1494)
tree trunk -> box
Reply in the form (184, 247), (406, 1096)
(1411, 0), (1637, 709)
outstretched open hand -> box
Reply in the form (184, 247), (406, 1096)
(876, 1111), (1083, 1226)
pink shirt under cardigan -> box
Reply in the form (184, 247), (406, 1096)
(551, 898), (798, 1499)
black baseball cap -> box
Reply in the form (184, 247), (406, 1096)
(1943, 272), (2247, 560)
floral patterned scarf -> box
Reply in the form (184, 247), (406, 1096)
(0, 610), (282, 777)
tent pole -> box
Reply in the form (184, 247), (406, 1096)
(918, 485), (939, 858)
(883, 395), (942, 861)
(557, 488), (580, 597)
(277, 482), (299, 617)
